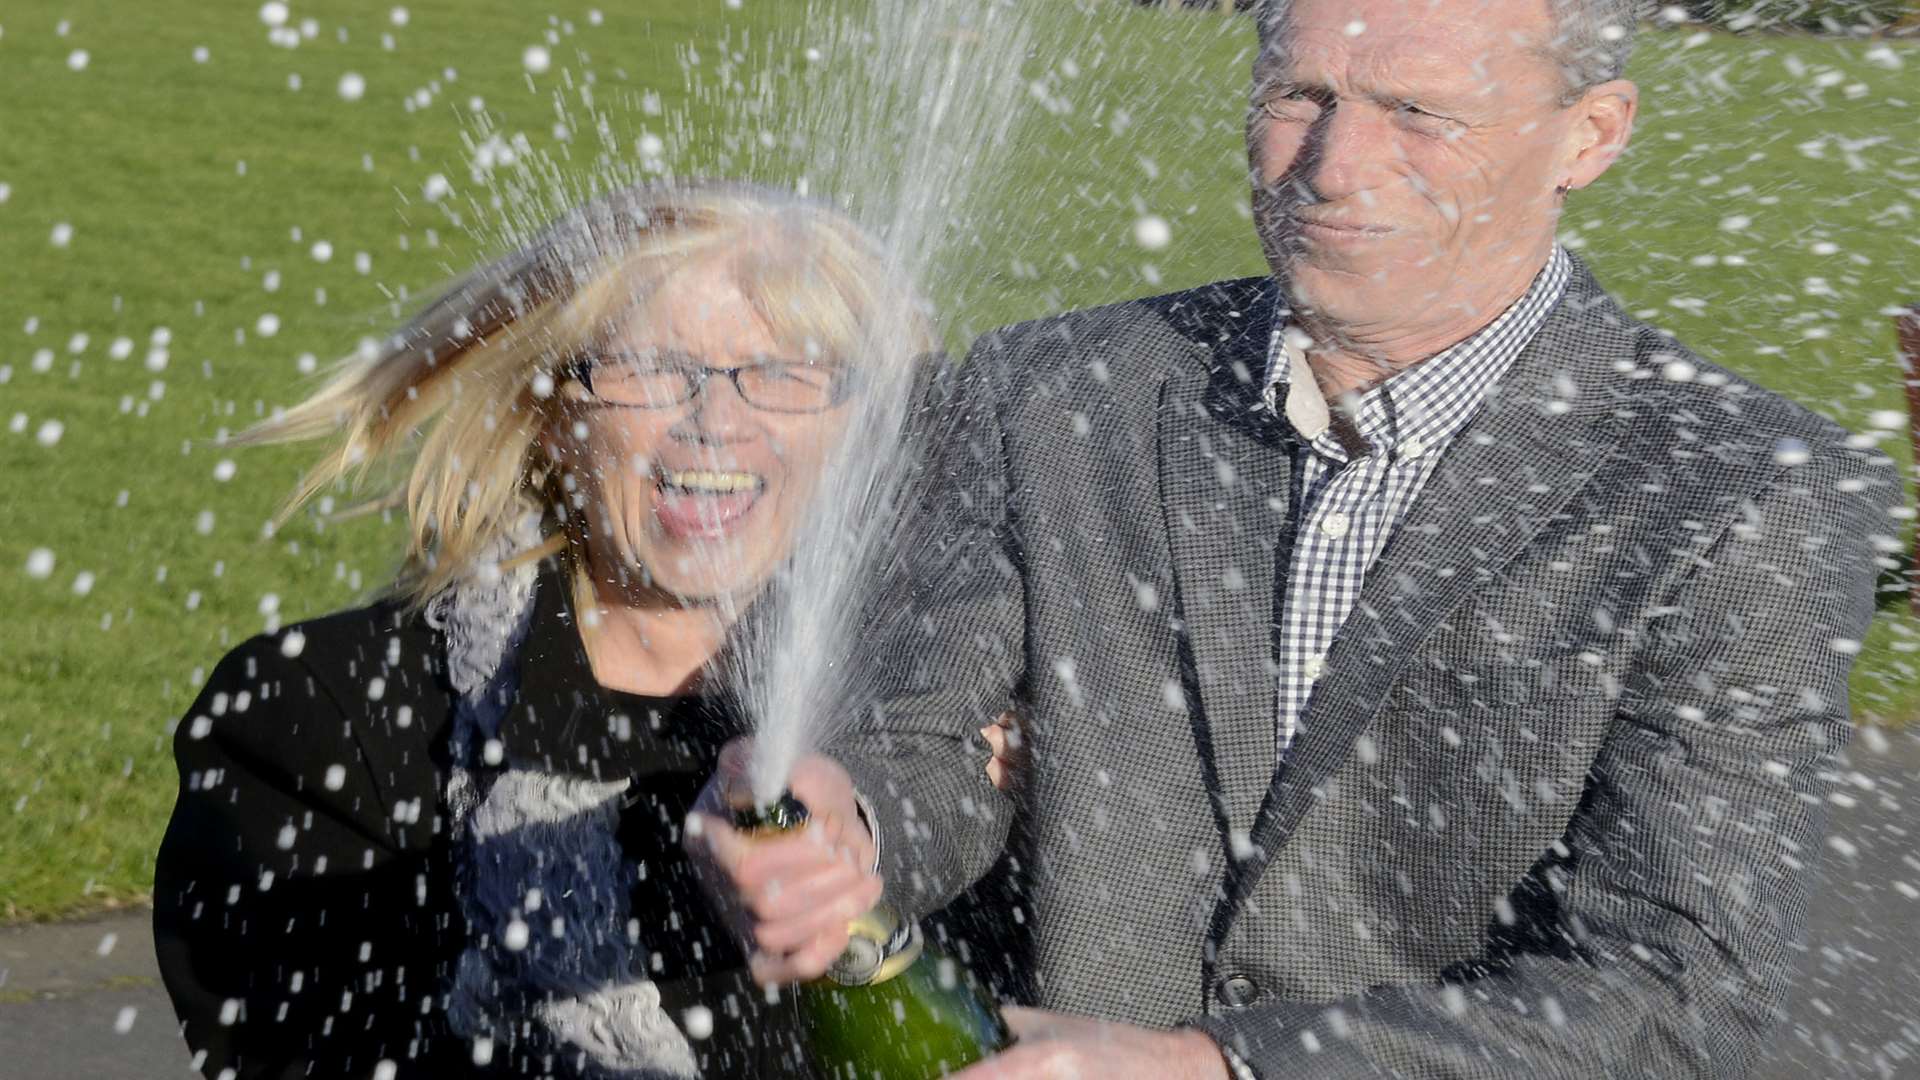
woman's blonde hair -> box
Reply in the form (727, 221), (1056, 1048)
(244, 179), (936, 608)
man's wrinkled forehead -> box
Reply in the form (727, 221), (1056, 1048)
(1257, 0), (1554, 65)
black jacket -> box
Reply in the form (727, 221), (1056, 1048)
(152, 565), (801, 1078)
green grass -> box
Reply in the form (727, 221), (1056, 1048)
(1, 1), (1915, 920)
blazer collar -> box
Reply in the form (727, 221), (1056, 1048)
(1155, 275), (1297, 841)
(1215, 255), (1634, 923)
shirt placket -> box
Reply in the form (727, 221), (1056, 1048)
(1279, 441), (1390, 753)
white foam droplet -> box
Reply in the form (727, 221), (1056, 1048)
(390, 7), (411, 27)
(50, 223), (74, 248)
(35, 419), (64, 446)
(113, 1006), (137, 1034)
(1866, 409), (1904, 431)
(26, 548), (56, 579)
(1133, 214), (1171, 251)
(502, 919), (531, 951)
(338, 72), (366, 101)
(259, 2), (289, 28)
(67, 49), (90, 72)
(422, 173), (451, 202)
(523, 45), (552, 74)
(192, 46), (210, 64)
(72, 571), (95, 596)
(323, 764), (347, 791)
(212, 459), (237, 482)
(683, 1005), (714, 1039)
(256, 313), (281, 337)
(280, 630), (306, 657)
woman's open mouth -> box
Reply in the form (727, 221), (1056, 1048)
(653, 469), (766, 540)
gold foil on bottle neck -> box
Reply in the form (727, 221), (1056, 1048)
(829, 903), (923, 986)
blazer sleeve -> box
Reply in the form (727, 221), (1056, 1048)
(1191, 442), (1898, 1078)
(152, 633), (465, 1079)
(832, 334), (1028, 917)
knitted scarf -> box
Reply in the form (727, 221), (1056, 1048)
(432, 516), (698, 1078)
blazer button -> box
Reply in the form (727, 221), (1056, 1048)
(1218, 974), (1258, 1008)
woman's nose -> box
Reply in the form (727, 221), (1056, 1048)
(675, 371), (758, 444)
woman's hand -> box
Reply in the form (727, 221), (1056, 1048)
(981, 710), (1025, 792)
(684, 738), (882, 985)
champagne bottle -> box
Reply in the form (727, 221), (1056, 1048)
(733, 793), (1013, 1079)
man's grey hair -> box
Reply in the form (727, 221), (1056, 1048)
(1255, 0), (1639, 106)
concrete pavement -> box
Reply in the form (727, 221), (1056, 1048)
(4, 730), (1917, 1079)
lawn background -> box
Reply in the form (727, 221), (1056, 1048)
(1, 0), (1915, 920)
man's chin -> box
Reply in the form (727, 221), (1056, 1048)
(1282, 260), (1394, 323)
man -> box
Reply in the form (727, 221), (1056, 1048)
(690, 0), (1900, 1075)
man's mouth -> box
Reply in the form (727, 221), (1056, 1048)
(1291, 214), (1395, 240)
(654, 469), (766, 539)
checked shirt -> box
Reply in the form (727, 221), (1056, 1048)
(1265, 246), (1572, 756)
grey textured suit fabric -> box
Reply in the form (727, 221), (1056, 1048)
(833, 256), (1900, 1079)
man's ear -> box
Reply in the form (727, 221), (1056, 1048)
(1561, 79), (1638, 192)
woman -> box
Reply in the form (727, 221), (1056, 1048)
(153, 180), (941, 1078)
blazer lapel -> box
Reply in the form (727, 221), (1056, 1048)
(1220, 259), (1635, 915)
(1156, 279), (1295, 841)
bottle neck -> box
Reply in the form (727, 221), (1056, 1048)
(730, 791), (811, 834)
(729, 790), (919, 986)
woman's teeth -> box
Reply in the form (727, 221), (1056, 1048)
(661, 469), (762, 494)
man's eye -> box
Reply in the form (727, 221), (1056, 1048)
(1259, 88), (1319, 120)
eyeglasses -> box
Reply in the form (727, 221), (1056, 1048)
(567, 349), (859, 414)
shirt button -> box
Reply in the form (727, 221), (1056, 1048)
(1218, 974), (1259, 1008)
(1320, 511), (1352, 539)
(1402, 435), (1428, 459)
(1302, 656), (1326, 681)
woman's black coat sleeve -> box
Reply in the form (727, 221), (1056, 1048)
(153, 628), (470, 1078)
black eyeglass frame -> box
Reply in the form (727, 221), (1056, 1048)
(563, 350), (862, 415)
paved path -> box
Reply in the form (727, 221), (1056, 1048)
(4, 731), (1917, 1079)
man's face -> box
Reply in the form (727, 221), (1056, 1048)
(1249, 0), (1580, 336)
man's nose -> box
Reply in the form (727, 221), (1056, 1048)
(1302, 103), (1392, 203)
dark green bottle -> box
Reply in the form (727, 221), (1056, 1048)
(733, 794), (1013, 1078)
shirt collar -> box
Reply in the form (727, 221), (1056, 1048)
(1264, 245), (1572, 463)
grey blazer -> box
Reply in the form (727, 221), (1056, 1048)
(836, 257), (1898, 1078)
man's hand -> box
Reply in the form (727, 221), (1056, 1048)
(981, 710), (1024, 792)
(684, 738), (882, 985)
(953, 1007), (1232, 1080)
